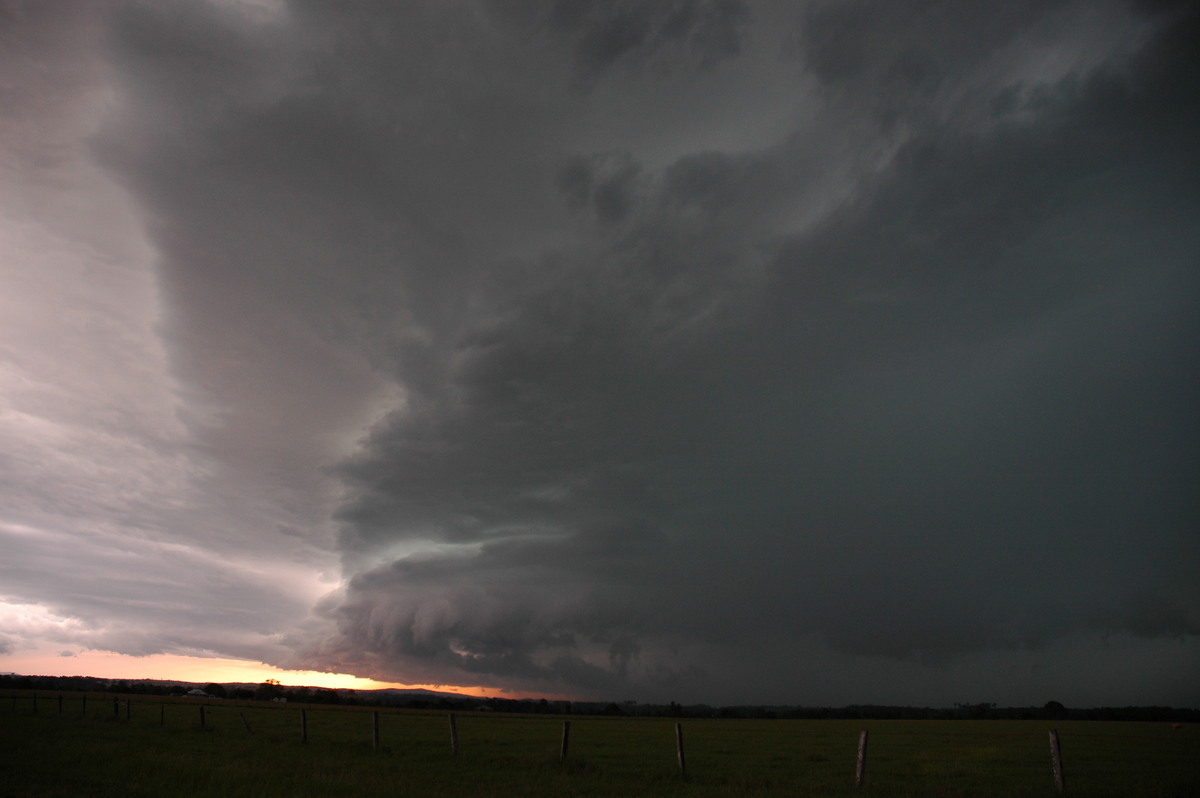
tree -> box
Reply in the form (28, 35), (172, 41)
(254, 680), (284, 701)
(1044, 700), (1068, 720)
(955, 702), (995, 719)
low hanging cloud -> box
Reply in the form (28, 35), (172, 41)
(2, 0), (1197, 706)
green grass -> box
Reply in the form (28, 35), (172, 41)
(1, 694), (1196, 797)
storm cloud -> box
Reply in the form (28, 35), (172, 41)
(2, 0), (1197, 706)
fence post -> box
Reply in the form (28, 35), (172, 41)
(1049, 729), (1066, 793)
(300, 709), (308, 744)
(676, 723), (687, 779)
(856, 729), (869, 788)
(373, 711), (381, 750)
(560, 720), (571, 763)
(448, 713), (459, 757)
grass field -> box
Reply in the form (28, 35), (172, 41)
(1, 693), (1196, 797)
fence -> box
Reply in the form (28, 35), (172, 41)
(5, 691), (1178, 794)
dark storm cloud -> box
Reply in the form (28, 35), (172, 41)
(796, 0), (1150, 128)
(545, 0), (750, 81)
(801, 0), (1057, 88)
(301, 2), (1199, 702)
(4, 0), (1195, 705)
(312, 533), (662, 692)
(708, 4), (1200, 661)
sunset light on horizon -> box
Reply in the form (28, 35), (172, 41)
(0, 647), (556, 699)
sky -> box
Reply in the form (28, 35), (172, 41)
(1, 0), (1197, 708)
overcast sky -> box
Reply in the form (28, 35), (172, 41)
(2, 0), (1197, 707)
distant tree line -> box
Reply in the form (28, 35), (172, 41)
(2, 675), (1196, 722)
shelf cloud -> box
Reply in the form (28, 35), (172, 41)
(2, 0), (1197, 706)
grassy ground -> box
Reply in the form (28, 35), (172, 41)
(0, 693), (1196, 797)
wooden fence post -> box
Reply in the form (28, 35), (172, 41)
(300, 709), (308, 744)
(448, 713), (459, 757)
(560, 720), (571, 763)
(373, 711), (380, 750)
(856, 729), (869, 788)
(676, 723), (687, 779)
(1048, 729), (1066, 793)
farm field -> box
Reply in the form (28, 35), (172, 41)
(1, 692), (1196, 797)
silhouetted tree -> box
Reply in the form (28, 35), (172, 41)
(955, 702), (996, 719)
(254, 680), (284, 701)
(1044, 700), (1068, 720)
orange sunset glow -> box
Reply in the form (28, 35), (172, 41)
(0, 648), (549, 699)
